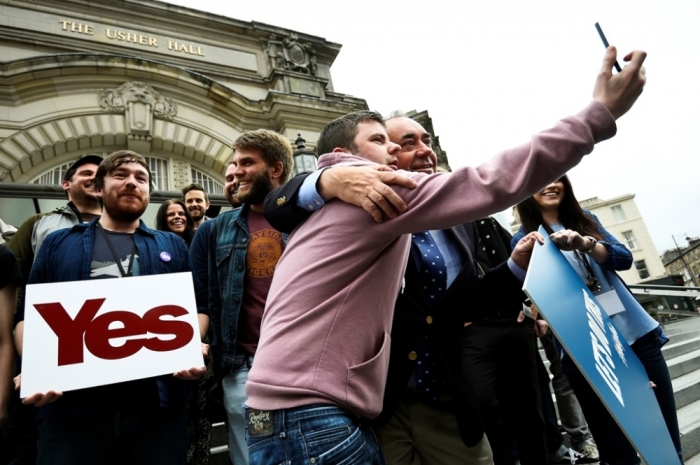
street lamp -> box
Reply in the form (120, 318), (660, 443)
(671, 234), (699, 287)
(292, 134), (317, 177)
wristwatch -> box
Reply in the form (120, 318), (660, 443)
(582, 236), (598, 254)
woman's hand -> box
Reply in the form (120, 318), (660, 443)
(549, 229), (593, 252)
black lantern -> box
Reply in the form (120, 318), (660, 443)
(292, 134), (317, 176)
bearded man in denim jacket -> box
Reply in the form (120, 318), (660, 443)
(204, 129), (293, 465)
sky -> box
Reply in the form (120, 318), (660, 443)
(169, 0), (700, 255)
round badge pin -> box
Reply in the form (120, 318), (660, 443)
(159, 251), (172, 262)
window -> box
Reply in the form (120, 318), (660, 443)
(191, 168), (224, 195)
(611, 205), (626, 222)
(622, 231), (637, 249)
(145, 156), (169, 191)
(682, 269), (691, 282)
(31, 161), (76, 185)
(634, 259), (649, 279)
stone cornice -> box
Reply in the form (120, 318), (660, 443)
(1, 0), (343, 67)
(0, 54), (364, 117)
(0, 53), (368, 182)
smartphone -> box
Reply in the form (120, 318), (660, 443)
(595, 22), (622, 73)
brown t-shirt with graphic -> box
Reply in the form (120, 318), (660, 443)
(236, 209), (284, 355)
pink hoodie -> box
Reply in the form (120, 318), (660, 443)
(246, 101), (616, 419)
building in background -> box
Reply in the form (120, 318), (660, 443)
(661, 237), (700, 288)
(579, 194), (666, 285)
(0, 0), (369, 226)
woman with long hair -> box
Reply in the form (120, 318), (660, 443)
(513, 175), (683, 465)
(155, 199), (195, 247)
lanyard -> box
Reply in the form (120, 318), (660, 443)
(574, 250), (602, 293)
(96, 222), (137, 278)
(544, 223), (601, 293)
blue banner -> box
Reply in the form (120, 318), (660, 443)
(523, 226), (680, 465)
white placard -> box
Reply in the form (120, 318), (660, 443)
(21, 272), (203, 397)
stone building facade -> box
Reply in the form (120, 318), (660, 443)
(661, 238), (700, 288)
(0, 0), (369, 224)
(578, 194), (665, 285)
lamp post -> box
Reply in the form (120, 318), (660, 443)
(671, 234), (699, 287)
(291, 134), (317, 177)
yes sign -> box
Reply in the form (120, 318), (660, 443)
(34, 299), (194, 366)
(21, 272), (203, 397)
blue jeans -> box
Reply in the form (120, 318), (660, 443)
(223, 353), (253, 465)
(562, 326), (683, 465)
(245, 404), (385, 465)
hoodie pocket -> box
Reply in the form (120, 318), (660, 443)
(346, 331), (391, 417)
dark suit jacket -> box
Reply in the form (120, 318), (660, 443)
(263, 175), (525, 447)
(262, 172), (315, 233)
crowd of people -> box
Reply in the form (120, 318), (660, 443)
(0, 46), (683, 465)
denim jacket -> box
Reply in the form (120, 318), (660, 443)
(21, 218), (193, 419)
(207, 204), (287, 370)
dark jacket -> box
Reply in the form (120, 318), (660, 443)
(20, 219), (193, 419)
(377, 221), (524, 445)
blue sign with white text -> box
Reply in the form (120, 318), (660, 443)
(523, 227), (680, 465)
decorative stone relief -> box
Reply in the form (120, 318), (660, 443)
(172, 159), (190, 190)
(265, 33), (317, 75)
(98, 81), (177, 121)
(98, 81), (177, 153)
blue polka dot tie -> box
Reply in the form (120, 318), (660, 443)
(412, 231), (447, 403)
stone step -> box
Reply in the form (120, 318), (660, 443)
(680, 398), (700, 461)
(663, 316), (700, 336)
(209, 447), (231, 465)
(667, 348), (700, 380)
(667, 328), (700, 344)
(687, 451), (700, 465)
(664, 335), (700, 360)
(211, 421), (228, 447)
(210, 421), (231, 465)
(672, 366), (700, 410)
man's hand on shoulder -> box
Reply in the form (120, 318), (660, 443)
(511, 231), (545, 270)
(593, 46), (647, 120)
(317, 165), (417, 223)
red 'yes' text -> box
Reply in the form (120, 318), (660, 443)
(34, 298), (194, 366)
